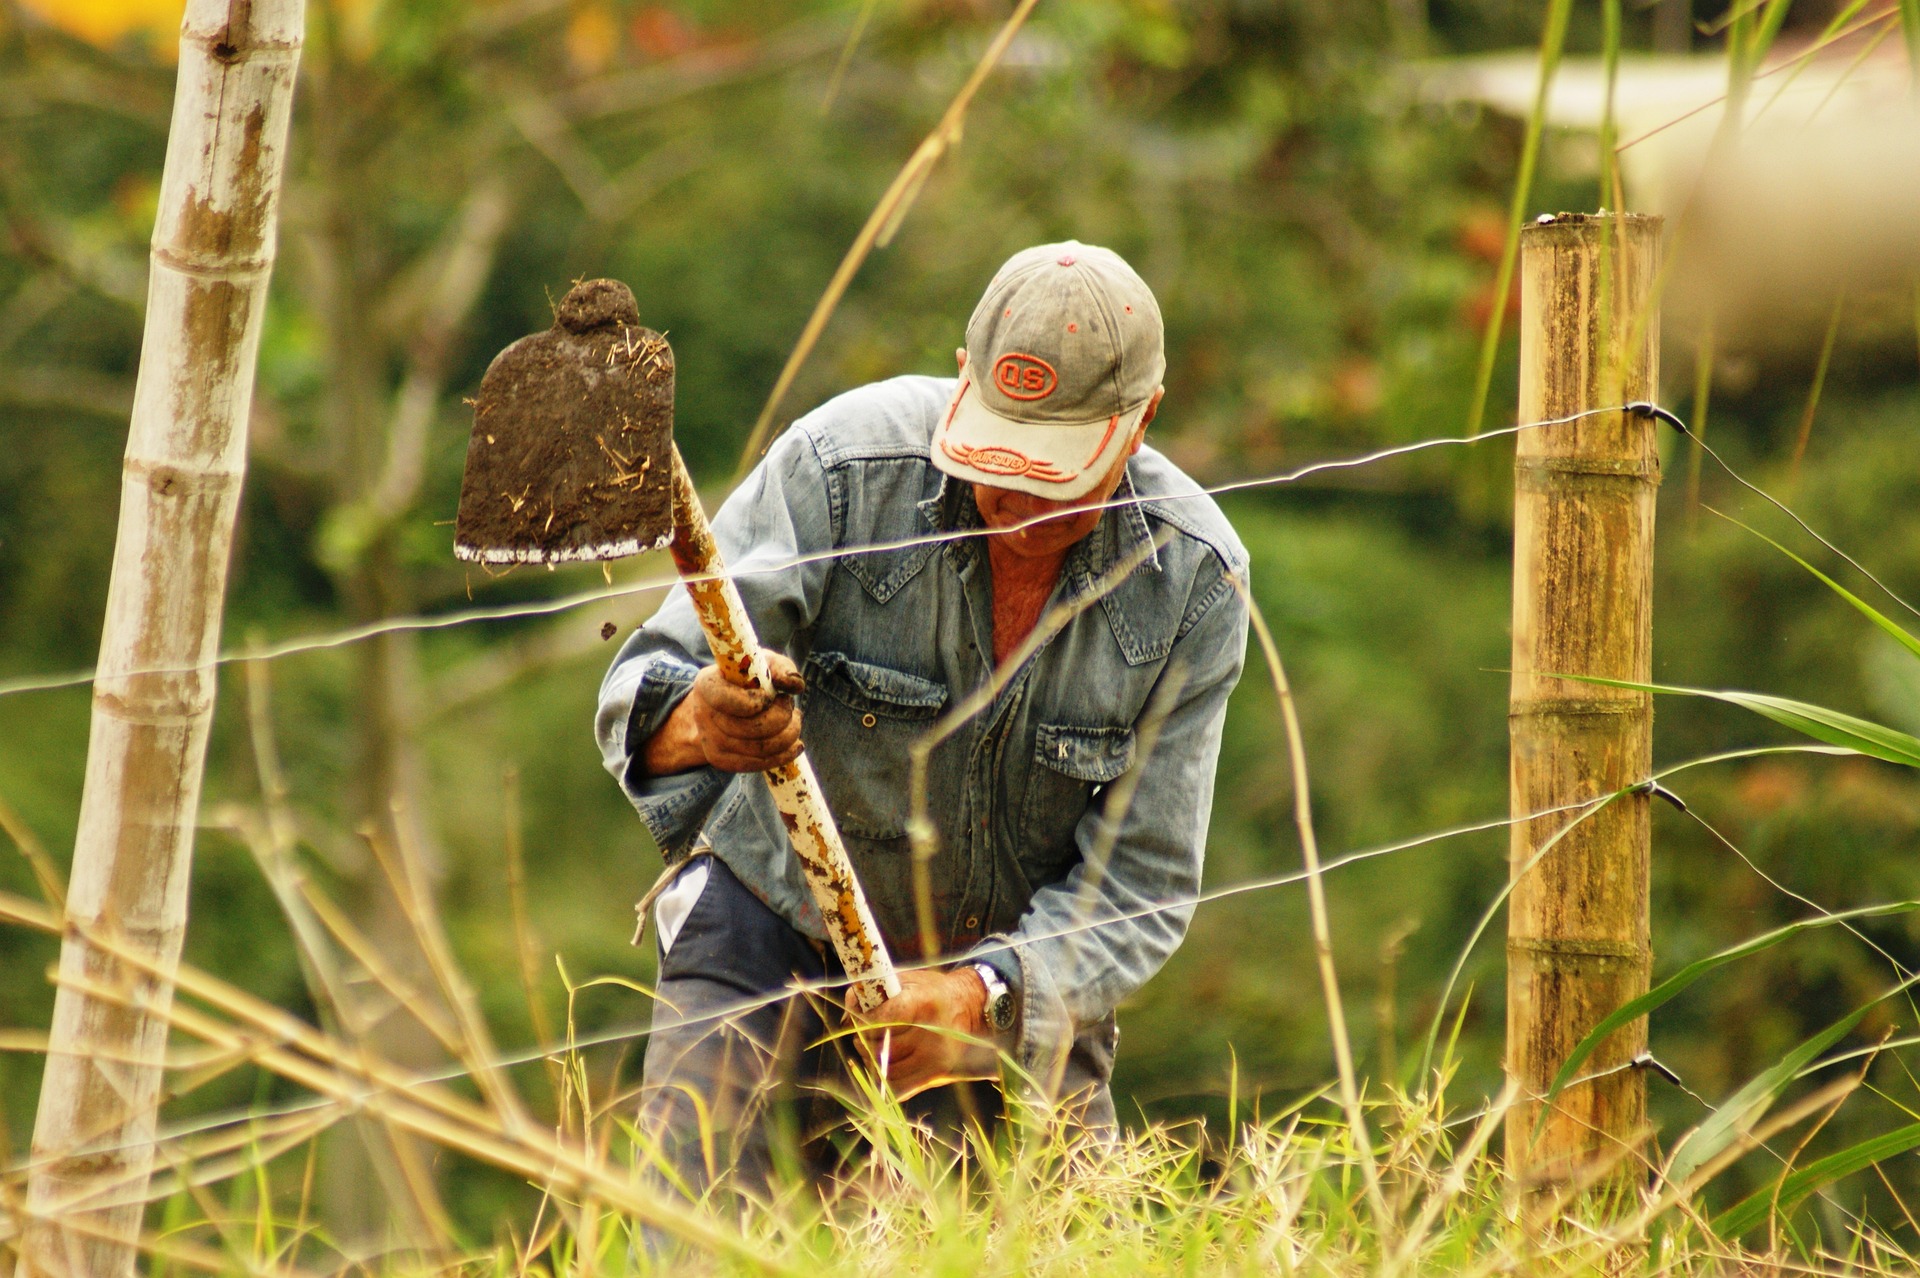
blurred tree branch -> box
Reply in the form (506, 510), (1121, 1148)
(427, 576), (672, 725)
(554, 16), (844, 121)
(0, 365), (132, 417)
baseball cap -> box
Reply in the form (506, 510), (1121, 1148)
(932, 241), (1165, 501)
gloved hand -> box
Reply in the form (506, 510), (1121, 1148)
(642, 650), (806, 775)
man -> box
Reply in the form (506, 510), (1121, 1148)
(596, 241), (1248, 1193)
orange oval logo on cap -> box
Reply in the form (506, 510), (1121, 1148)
(992, 352), (1057, 401)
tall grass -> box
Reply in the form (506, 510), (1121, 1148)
(5, 890), (1918, 1278)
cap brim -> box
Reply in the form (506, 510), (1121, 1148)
(930, 377), (1149, 501)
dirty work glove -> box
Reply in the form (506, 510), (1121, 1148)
(642, 650), (806, 775)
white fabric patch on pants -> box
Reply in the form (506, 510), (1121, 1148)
(654, 859), (711, 957)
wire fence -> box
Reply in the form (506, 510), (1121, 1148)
(0, 409), (1610, 700)
(0, 740), (1875, 1187)
(1, 397), (1911, 1053)
(5, 398), (1896, 702)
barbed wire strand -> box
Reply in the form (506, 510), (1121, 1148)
(0, 405), (1633, 703)
(1682, 801), (1919, 987)
(1634, 402), (1920, 624)
(1439, 767), (1918, 1235)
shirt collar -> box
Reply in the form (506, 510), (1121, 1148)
(915, 463), (1162, 579)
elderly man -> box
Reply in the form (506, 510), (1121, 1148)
(597, 241), (1248, 1193)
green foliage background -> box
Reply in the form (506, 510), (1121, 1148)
(2, 0), (1919, 1246)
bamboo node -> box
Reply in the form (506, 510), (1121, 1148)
(1509, 697), (1649, 719)
(1514, 456), (1660, 480)
(1509, 935), (1647, 971)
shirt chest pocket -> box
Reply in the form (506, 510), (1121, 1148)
(1020, 723), (1137, 872)
(801, 650), (948, 841)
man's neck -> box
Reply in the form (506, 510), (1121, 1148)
(985, 539), (1070, 665)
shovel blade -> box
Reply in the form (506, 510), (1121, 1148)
(454, 278), (675, 565)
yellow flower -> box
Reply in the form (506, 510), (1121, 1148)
(18, 0), (184, 55)
(565, 2), (618, 76)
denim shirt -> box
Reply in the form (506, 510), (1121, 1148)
(596, 375), (1249, 1082)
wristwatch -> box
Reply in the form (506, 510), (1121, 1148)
(969, 961), (1017, 1034)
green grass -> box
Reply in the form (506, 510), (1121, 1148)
(85, 1042), (1920, 1275)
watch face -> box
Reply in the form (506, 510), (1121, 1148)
(974, 963), (1016, 1032)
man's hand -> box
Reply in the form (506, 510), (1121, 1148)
(642, 652), (806, 776)
(847, 967), (998, 1097)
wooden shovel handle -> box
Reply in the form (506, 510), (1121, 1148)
(665, 447), (901, 1012)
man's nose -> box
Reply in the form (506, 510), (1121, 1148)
(1002, 492), (1068, 522)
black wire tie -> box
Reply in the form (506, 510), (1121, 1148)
(1632, 1051), (1684, 1087)
(1629, 779), (1689, 813)
(1626, 401), (1690, 436)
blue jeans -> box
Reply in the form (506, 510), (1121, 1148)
(636, 856), (1115, 1202)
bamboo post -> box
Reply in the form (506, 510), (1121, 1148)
(1506, 213), (1662, 1193)
(21, 2), (305, 1274)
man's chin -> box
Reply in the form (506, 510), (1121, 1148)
(997, 532), (1076, 559)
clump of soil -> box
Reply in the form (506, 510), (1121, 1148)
(455, 278), (675, 564)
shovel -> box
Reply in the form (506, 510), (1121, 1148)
(453, 278), (901, 1012)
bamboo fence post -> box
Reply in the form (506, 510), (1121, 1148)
(21, 2), (305, 1274)
(1506, 212), (1662, 1194)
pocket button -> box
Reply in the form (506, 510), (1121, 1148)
(861, 713), (878, 728)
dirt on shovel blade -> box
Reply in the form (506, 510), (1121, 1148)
(455, 278), (675, 564)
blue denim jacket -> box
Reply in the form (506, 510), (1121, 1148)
(596, 375), (1249, 1082)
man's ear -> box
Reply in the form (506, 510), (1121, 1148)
(956, 347), (968, 373)
(1132, 387), (1165, 452)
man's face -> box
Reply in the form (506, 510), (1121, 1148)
(970, 431), (1143, 560)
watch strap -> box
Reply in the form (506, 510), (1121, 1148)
(969, 961), (1016, 1033)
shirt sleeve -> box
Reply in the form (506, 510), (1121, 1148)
(594, 425), (838, 858)
(969, 560), (1250, 1085)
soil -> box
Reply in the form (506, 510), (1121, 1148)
(454, 278), (676, 564)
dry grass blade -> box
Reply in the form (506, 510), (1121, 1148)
(378, 810), (537, 1137)
(234, 658), (359, 1037)
(232, 653), (459, 1237)
(1, 1188), (326, 1278)
(1790, 291), (1845, 484)
(733, 0), (1043, 476)
(502, 767), (561, 1103)
(288, 877), (464, 1055)
(39, 923), (786, 1273)
(1061, 664), (1189, 913)
(819, 0), (881, 113)
(1035, 663), (1189, 1101)
(1463, 0), (1571, 440)
(1233, 576), (1394, 1245)
(1618, 6), (1900, 152)
(1685, 313), (1715, 520)
(0, 792), (62, 911)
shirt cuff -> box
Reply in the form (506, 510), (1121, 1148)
(611, 652), (730, 859)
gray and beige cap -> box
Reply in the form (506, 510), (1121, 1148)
(933, 241), (1165, 501)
